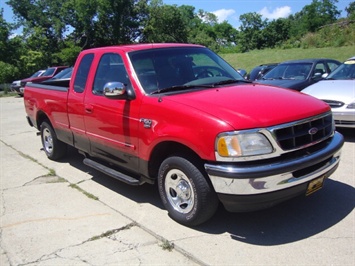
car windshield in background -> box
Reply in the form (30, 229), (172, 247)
(326, 60), (355, 80)
(52, 67), (73, 79)
(262, 63), (312, 81)
(129, 47), (244, 94)
(42, 68), (56, 77)
(30, 70), (44, 78)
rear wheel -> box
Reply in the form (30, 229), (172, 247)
(40, 121), (67, 160)
(158, 156), (219, 226)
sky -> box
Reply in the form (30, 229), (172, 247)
(1, 0), (353, 34)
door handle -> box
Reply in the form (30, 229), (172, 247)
(85, 104), (93, 113)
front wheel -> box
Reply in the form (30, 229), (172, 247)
(158, 156), (219, 226)
(40, 121), (67, 160)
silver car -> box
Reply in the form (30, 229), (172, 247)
(302, 56), (355, 128)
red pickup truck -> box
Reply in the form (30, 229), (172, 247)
(24, 44), (344, 226)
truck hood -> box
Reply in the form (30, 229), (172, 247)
(164, 84), (330, 130)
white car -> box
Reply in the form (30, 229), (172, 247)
(302, 56), (355, 128)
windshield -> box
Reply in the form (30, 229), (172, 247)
(52, 67), (73, 79)
(129, 47), (244, 94)
(42, 67), (56, 77)
(263, 63), (312, 80)
(30, 70), (44, 78)
(326, 60), (355, 80)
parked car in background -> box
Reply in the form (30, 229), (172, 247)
(19, 66), (68, 96)
(248, 63), (278, 81)
(11, 69), (45, 95)
(256, 58), (341, 91)
(302, 56), (355, 128)
(40, 67), (73, 86)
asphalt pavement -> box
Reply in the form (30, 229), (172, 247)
(1, 96), (354, 265)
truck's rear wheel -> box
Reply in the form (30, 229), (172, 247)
(158, 156), (219, 226)
(40, 121), (67, 160)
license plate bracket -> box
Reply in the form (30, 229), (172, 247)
(306, 176), (325, 196)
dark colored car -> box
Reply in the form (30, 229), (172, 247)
(256, 58), (341, 91)
(248, 63), (278, 81)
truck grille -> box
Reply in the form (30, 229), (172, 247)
(272, 113), (333, 151)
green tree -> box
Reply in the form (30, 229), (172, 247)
(290, 0), (340, 37)
(94, 0), (145, 46)
(261, 18), (291, 48)
(61, 0), (98, 49)
(0, 9), (21, 83)
(142, 1), (188, 43)
(238, 12), (267, 52)
(346, 2), (355, 19)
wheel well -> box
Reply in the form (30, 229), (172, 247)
(148, 141), (204, 180)
(36, 111), (51, 129)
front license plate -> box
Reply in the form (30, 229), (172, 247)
(306, 176), (325, 196)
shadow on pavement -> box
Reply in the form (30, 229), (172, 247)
(62, 146), (163, 208)
(59, 145), (353, 246)
(337, 128), (355, 143)
(197, 178), (354, 245)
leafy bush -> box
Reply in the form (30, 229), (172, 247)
(0, 62), (19, 84)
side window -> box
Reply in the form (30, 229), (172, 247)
(73, 53), (94, 93)
(314, 63), (326, 76)
(93, 53), (130, 95)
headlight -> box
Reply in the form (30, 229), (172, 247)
(216, 132), (273, 157)
(347, 102), (355, 109)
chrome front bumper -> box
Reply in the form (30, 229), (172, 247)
(204, 132), (343, 196)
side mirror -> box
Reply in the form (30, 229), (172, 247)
(237, 69), (248, 79)
(312, 72), (323, 80)
(322, 73), (329, 78)
(103, 82), (125, 98)
(103, 81), (136, 100)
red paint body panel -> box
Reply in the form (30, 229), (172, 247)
(24, 43), (332, 166)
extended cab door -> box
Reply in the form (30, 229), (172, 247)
(67, 52), (95, 153)
(83, 51), (141, 171)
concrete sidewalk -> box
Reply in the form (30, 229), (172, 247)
(0, 141), (196, 265)
(1, 96), (354, 265)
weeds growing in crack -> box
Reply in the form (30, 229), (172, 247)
(160, 240), (174, 251)
(88, 223), (136, 242)
(69, 184), (99, 200)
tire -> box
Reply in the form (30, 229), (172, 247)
(158, 156), (219, 226)
(40, 121), (67, 160)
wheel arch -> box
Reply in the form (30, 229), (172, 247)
(148, 141), (206, 180)
(36, 110), (52, 129)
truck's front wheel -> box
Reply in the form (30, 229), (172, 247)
(158, 156), (219, 226)
(40, 121), (67, 160)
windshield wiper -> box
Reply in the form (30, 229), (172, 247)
(150, 84), (214, 95)
(212, 79), (251, 86)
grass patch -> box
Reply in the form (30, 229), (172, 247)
(69, 183), (99, 200)
(0, 92), (18, 98)
(221, 46), (355, 73)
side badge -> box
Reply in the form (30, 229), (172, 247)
(140, 118), (152, 128)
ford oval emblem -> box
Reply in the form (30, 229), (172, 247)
(309, 127), (318, 135)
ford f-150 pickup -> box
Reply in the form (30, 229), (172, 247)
(24, 43), (344, 226)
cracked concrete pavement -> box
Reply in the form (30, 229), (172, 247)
(0, 96), (354, 265)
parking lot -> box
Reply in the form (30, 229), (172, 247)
(1, 96), (354, 265)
